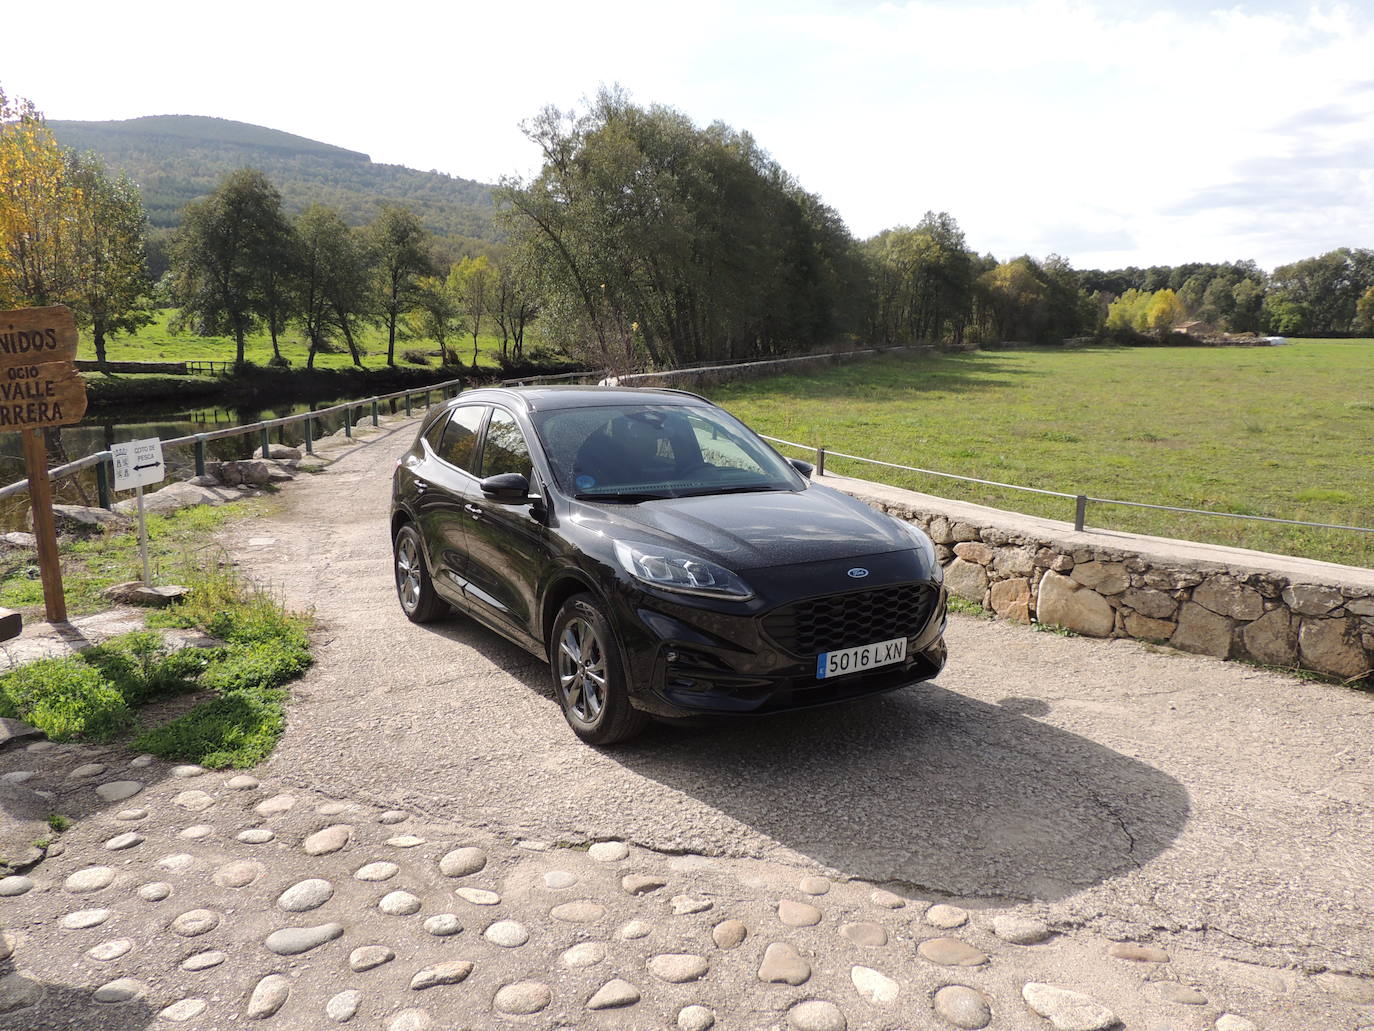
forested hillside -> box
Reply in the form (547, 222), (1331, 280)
(49, 115), (497, 243)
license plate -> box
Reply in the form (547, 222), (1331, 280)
(815, 637), (907, 679)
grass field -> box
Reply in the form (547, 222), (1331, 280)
(709, 340), (1374, 568)
(81, 309), (516, 371)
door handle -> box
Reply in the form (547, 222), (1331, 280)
(413, 478), (429, 493)
(464, 503), (482, 519)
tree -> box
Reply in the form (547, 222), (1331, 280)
(293, 205), (372, 368)
(370, 205), (435, 366)
(169, 168), (293, 366)
(66, 154), (155, 369)
(409, 270), (459, 365)
(1144, 288), (1187, 332)
(490, 247), (539, 362)
(0, 86), (77, 309)
(862, 213), (975, 346)
(453, 254), (493, 370)
(1354, 284), (1374, 335)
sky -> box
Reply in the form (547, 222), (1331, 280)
(6, 0), (1373, 271)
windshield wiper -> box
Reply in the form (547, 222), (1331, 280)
(681, 484), (785, 497)
(574, 491), (673, 503)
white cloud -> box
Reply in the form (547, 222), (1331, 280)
(7, 0), (1372, 269)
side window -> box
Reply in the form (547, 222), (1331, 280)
(436, 405), (486, 473)
(422, 413), (448, 452)
(482, 409), (533, 480)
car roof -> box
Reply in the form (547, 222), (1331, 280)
(450, 385), (712, 412)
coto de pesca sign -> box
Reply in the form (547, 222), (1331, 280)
(0, 305), (86, 430)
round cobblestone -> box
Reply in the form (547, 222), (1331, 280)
(586, 978), (641, 1010)
(618, 919), (652, 940)
(226, 775), (259, 790)
(158, 853), (195, 871)
(1151, 982), (1207, 1005)
(869, 889), (905, 909)
(494, 980), (551, 1015)
(115, 808), (147, 821)
(180, 950), (226, 971)
(1215, 1016), (1258, 1031)
(266, 922), (344, 955)
(159, 999), (208, 1022)
(918, 938), (988, 967)
(552, 900), (606, 922)
(86, 938), (133, 961)
(932, 985), (992, 1029)
(255, 794), (295, 816)
(170, 764), (205, 778)
(410, 960), (474, 990)
(349, 945), (396, 971)
(649, 953), (709, 983)
(1022, 983), (1116, 1031)
(712, 919), (748, 949)
(455, 886), (500, 905)
(128, 755), (153, 768)
(799, 876), (831, 895)
(0, 770), (33, 784)
(317, 801), (353, 815)
(248, 973), (290, 1018)
(386, 834), (426, 847)
(355, 861), (399, 881)
(327, 989), (361, 1022)
(778, 900), (822, 926)
(759, 942), (811, 985)
(0, 876), (33, 897)
(213, 860), (265, 888)
(679, 1005), (716, 1031)
(378, 810), (407, 824)
(62, 908), (111, 929)
(237, 828), (275, 844)
(623, 874), (667, 895)
(840, 921), (887, 947)
(543, 870), (577, 889)
(852, 965), (898, 1004)
(563, 942), (607, 967)
(179, 825), (214, 840)
(485, 919), (530, 947)
(386, 1009), (433, 1031)
(1108, 942), (1170, 963)
(672, 895), (713, 914)
(304, 824), (353, 855)
(589, 841), (629, 862)
(172, 789), (215, 811)
(787, 999), (846, 1031)
(926, 904), (969, 929)
(423, 913), (462, 936)
(137, 882), (171, 901)
(70, 763), (106, 779)
(991, 915), (1050, 945)
(92, 977), (145, 1004)
(438, 847), (486, 876)
(65, 866), (116, 893)
(95, 780), (143, 802)
(379, 890), (422, 915)
(278, 878), (334, 912)
(170, 909), (220, 937)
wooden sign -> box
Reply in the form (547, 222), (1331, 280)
(0, 305), (88, 624)
(0, 304), (78, 364)
(0, 360), (87, 429)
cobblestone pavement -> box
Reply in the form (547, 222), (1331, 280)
(3, 414), (1372, 1029)
(1, 744), (1365, 1031)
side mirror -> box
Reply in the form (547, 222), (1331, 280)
(789, 458), (814, 479)
(480, 472), (531, 502)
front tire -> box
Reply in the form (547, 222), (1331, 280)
(394, 523), (448, 624)
(550, 594), (648, 745)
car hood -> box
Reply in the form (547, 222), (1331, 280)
(572, 484), (914, 570)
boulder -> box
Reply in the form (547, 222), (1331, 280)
(1192, 576), (1264, 620)
(1240, 608), (1298, 667)
(1070, 561), (1129, 596)
(1120, 588), (1177, 620)
(114, 481), (234, 517)
(953, 541), (993, 565)
(102, 582), (189, 608)
(268, 445), (302, 461)
(0, 781), (51, 871)
(1283, 584), (1345, 617)
(1346, 596), (1374, 617)
(1171, 603), (1234, 658)
(0, 532), (36, 551)
(1037, 571), (1114, 637)
(944, 559), (988, 604)
(949, 521), (981, 543)
(927, 516), (953, 545)
(993, 547), (1036, 577)
(1123, 613), (1175, 641)
(31, 505), (131, 538)
(990, 577), (1031, 623)
(1298, 617), (1370, 679)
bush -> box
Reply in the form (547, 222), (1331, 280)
(402, 348), (432, 366)
(0, 658), (132, 741)
(200, 639), (312, 694)
(267, 354), (292, 369)
(131, 687), (286, 769)
(314, 339), (348, 354)
(80, 631), (204, 705)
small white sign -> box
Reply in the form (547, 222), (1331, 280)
(112, 437), (166, 491)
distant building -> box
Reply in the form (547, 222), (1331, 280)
(1173, 321), (1208, 336)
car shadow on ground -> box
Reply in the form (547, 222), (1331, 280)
(0, 963), (156, 1030)
(417, 614), (1190, 903)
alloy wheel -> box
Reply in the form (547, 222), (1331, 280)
(558, 617), (607, 723)
(396, 533), (422, 613)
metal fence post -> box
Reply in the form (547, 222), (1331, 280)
(816, 446), (826, 477)
(1075, 495), (1088, 532)
(344, 405), (353, 438)
(194, 436), (206, 477)
(95, 459), (112, 510)
(304, 412), (314, 455)
(261, 427), (270, 459)
(424, 391), (431, 409)
(371, 399), (379, 427)
(404, 392), (411, 417)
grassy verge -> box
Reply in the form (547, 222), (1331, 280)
(710, 340), (1374, 567)
(0, 500), (271, 619)
(0, 567), (311, 768)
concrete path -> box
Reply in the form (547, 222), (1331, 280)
(1, 411), (1371, 1030)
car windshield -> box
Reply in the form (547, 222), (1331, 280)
(531, 403), (805, 500)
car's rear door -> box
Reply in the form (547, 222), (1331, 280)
(460, 406), (552, 648)
(414, 403), (488, 598)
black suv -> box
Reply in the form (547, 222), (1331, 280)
(391, 386), (947, 743)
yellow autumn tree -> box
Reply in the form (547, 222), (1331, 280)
(0, 85), (81, 309)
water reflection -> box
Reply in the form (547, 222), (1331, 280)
(0, 395), (409, 531)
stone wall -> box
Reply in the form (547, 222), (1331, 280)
(826, 474), (1374, 682)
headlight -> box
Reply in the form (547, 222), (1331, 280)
(613, 541), (754, 599)
(895, 519), (942, 579)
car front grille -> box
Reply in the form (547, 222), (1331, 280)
(761, 582), (938, 656)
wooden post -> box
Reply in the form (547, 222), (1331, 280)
(20, 428), (66, 623)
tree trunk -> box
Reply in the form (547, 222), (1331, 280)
(387, 314), (397, 367)
(269, 322), (282, 360)
(234, 322), (247, 367)
(340, 318), (364, 368)
(93, 319), (112, 375)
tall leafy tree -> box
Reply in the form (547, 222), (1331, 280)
(66, 154), (155, 369)
(0, 86), (77, 308)
(454, 254), (493, 370)
(293, 205), (372, 368)
(169, 168), (293, 367)
(409, 270), (459, 366)
(370, 205), (435, 366)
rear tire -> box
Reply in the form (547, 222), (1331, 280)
(550, 594), (648, 745)
(394, 523), (448, 624)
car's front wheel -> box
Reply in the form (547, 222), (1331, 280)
(550, 594), (648, 745)
(394, 523), (448, 624)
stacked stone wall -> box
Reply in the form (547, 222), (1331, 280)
(830, 478), (1374, 681)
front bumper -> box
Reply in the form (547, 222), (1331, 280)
(609, 551), (948, 719)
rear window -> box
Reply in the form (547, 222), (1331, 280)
(436, 405), (486, 472)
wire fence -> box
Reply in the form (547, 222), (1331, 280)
(758, 434), (1374, 537)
